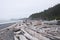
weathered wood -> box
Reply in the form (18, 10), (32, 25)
(0, 29), (14, 40)
(0, 24), (17, 40)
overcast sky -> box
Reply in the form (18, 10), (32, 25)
(0, 0), (60, 20)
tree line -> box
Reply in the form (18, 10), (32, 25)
(29, 4), (60, 20)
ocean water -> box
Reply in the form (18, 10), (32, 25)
(0, 20), (22, 24)
(0, 20), (22, 30)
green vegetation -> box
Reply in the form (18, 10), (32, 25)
(29, 4), (60, 20)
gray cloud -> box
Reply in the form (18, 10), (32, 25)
(0, 0), (60, 20)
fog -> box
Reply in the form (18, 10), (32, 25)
(0, 0), (60, 20)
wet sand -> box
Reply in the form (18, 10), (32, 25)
(0, 22), (16, 30)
